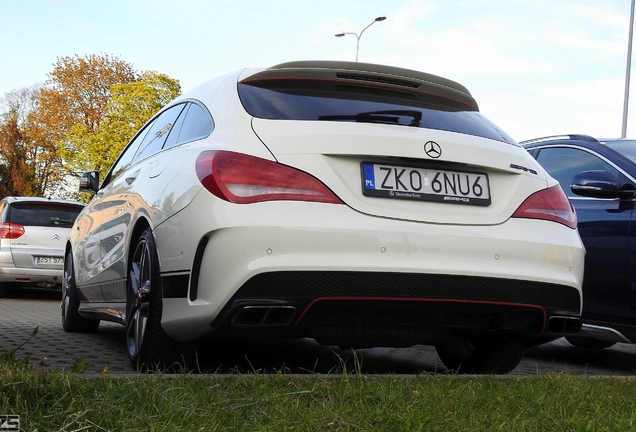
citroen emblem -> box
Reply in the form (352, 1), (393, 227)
(51, 234), (60, 241)
(424, 141), (442, 158)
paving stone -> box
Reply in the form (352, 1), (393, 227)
(1, 288), (635, 376)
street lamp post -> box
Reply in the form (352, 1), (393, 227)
(335, 15), (386, 62)
(623, 0), (635, 138)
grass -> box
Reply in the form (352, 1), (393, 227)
(3, 330), (636, 431)
(2, 357), (636, 431)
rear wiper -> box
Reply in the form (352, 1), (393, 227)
(318, 110), (422, 127)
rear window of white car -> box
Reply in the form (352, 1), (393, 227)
(237, 79), (516, 144)
(7, 203), (83, 228)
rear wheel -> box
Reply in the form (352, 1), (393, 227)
(435, 338), (525, 374)
(125, 227), (177, 371)
(61, 250), (99, 333)
(565, 336), (616, 349)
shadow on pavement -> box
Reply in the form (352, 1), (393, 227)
(3, 287), (636, 375)
(185, 338), (446, 375)
(0, 286), (61, 301)
(524, 339), (636, 375)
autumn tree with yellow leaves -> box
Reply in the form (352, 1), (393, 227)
(60, 70), (181, 177)
(0, 86), (51, 197)
(0, 53), (180, 198)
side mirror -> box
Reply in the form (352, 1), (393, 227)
(571, 170), (636, 199)
(79, 170), (100, 194)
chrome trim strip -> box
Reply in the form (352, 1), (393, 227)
(78, 305), (126, 325)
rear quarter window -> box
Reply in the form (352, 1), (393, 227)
(164, 103), (214, 150)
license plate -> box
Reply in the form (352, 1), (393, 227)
(35, 256), (63, 265)
(362, 162), (491, 206)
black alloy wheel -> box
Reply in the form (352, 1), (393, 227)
(61, 250), (99, 333)
(125, 227), (175, 371)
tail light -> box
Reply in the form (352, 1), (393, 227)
(195, 151), (343, 204)
(512, 185), (577, 229)
(0, 223), (25, 239)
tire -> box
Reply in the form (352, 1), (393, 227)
(125, 227), (177, 371)
(435, 338), (525, 374)
(565, 336), (616, 349)
(61, 250), (100, 333)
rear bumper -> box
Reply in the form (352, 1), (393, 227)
(156, 199), (584, 343)
(0, 266), (62, 285)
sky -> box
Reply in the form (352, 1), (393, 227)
(1, 0), (634, 142)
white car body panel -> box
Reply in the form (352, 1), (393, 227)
(156, 194), (584, 341)
(251, 119), (548, 225)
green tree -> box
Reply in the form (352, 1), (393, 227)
(61, 71), (181, 176)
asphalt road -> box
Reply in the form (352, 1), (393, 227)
(2, 287), (635, 376)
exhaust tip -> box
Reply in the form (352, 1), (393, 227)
(546, 316), (581, 335)
(231, 306), (296, 327)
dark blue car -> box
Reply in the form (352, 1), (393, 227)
(523, 135), (636, 349)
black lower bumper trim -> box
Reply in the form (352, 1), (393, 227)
(231, 271), (580, 312)
(208, 271), (580, 346)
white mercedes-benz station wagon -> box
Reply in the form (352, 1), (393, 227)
(62, 61), (585, 373)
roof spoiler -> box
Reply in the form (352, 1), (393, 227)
(240, 60), (479, 111)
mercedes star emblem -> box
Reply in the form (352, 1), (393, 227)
(424, 141), (442, 158)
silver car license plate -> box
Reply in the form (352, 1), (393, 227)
(362, 162), (491, 206)
(35, 256), (63, 265)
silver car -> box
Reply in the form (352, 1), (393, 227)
(0, 196), (84, 293)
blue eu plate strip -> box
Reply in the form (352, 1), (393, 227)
(363, 163), (375, 190)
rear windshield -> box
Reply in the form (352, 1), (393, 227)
(238, 80), (516, 144)
(7, 202), (83, 227)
